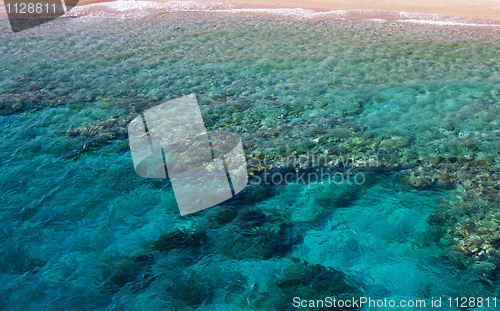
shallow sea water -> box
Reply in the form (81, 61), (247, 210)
(1, 13), (500, 310)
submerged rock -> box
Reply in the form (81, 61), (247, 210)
(234, 208), (267, 228)
(148, 228), (206, 252)
(206, 207), (302, 260)
(102, 254), (156, 294)
(206, 205), (238, 225)
(274, 258), (361, 310)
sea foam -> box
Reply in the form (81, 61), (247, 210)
(1, 0), (500, 27)
(59, 1), (500, 27)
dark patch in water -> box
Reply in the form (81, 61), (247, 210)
(102, 254), (156, 294)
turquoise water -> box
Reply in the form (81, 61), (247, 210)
(1, 14), (500, 310)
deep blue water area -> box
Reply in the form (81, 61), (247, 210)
(1, 14), (500, 310)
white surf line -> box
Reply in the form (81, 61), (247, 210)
(396, 19), (500, 27)
(57, 0), (500, 26)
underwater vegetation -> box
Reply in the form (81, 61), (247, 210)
(2, 13), (500, 309)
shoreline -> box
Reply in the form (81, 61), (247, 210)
(143, 0), (500, 23)
(0, 0), (500, 26)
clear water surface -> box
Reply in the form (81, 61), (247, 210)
(1, 14), (500, 310)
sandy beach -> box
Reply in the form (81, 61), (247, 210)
(1, 0), (500, 23)
(153, 0), (500, 22)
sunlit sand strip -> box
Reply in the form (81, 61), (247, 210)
(398, 19), (500, 27)
(64, 1), (500, 26)
(1, 0), (499, 28)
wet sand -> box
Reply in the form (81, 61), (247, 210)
(1, 0), (500, 24)
(148, 0), (500, 22)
